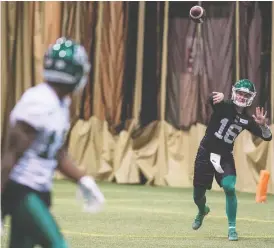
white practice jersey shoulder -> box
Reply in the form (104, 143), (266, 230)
(9, 83), (71, 192)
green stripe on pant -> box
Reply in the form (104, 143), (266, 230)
(9, 192), (68, 248)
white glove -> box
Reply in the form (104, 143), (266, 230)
(77, 176), (105, 213)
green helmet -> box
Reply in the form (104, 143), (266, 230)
(231, 79), (256, 107)
(43, 37), (91, 92)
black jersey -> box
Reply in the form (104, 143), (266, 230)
(200, 97), (272, 154)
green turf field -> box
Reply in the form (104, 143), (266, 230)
(2, 180), (274, 248)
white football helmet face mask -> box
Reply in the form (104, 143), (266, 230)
(232, 88), (255, 107)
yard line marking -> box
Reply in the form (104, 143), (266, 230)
(52, 203), (274, 224)
(59, 230), (274, 239)
(54, 198), (258, 204)
(105, 206), (274, 224)
(3, 225), (274, 239)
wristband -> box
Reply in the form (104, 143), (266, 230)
(260, 124), (271, 139)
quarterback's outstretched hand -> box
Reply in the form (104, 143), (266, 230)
(252, 107), (268, 126)
(212, 92), (224, 104)
(77, 176), (105, 213)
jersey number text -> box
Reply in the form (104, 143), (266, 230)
(214, 118), (242, 144)
(38, 131), (66, 159)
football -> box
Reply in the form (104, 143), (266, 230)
(189, 5), (206, 23)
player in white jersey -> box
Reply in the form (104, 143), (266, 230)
(1, 37), (105, 248)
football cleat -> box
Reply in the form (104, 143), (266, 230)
(228, 228), (238, 241)
(192, 205), (210, 230)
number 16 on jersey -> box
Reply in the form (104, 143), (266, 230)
(214, 118), (242, 144)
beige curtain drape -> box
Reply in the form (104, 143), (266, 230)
(92, 2), (127, 134)
(1, 1), (61, 138)
(1, 2), (39, 149)
(68, 1), (274, 194)
(1, 1), (273, 194)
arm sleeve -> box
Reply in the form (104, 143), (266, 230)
(245, 118), (272, 141)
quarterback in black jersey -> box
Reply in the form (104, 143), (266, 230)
(192, 79), (272, 241)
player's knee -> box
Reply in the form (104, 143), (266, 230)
(221, 176), (236, 195)
(223, 184), (235, 195)
(194, 195), (202, 204)
(222, 181), (235, 195)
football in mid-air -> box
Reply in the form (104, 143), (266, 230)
(189, 5), (206, 23)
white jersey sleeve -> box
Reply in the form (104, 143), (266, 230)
(10, 88), (55, 131)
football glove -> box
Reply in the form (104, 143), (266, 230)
(77, 176), (105, 213)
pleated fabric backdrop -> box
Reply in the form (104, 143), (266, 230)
(1, 1), (274, 193)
